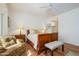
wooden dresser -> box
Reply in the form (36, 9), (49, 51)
(15, 34), (25, 42)
(37, 33), (58, 54)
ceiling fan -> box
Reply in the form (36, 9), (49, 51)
(40, 3), (53, 9)
(40, 3), (55, 15)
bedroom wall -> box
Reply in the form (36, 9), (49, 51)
(8, 11), (58, 35)
(8, 11), (48, 34)
(58, 7), (79, 46)
(46, 16), (58, 33)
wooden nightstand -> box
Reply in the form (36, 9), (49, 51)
(15, 34), (25, 42)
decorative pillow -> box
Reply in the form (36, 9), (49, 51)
(4, 40), (16, 47)
(0, 46), (6, 53)
(18, 39), (24, 43)
(30, 29), (35, 34)
(11, 36), (17, 43)
(30, 29), (40, 34)
(8, 36), (16, 43)
(16, 39), (23, 44)
(4, 36), (16, 42)
(33, 29), (40, 34)
(5, 37), (11, 42)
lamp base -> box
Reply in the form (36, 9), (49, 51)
(20, 30), (21, 35)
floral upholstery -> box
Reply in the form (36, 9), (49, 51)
(0, 36), (26, 56)
(0, 43), (26, 56)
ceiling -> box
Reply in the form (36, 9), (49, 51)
(7, 3), (79, 18)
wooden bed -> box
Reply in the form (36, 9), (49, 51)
(27, 30), (58, 54)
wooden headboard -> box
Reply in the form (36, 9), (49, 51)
(27, 29), (30, 35)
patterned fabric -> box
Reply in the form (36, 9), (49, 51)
(0, 40), (2, 46)
(5, 38), (11, 42)
(4, 40), (16, 47)
(0, 46), (6, 53)
(5, 36), (16, 43)
(0, 43), (26, 56)
(0, 35), (26, 56)
(0, 36), (17, 47)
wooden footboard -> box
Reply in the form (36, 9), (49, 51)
(37, 33), (58, 54)
(27, 29), (58, 55)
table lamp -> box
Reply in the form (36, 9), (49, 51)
(18, 26), (24, 35)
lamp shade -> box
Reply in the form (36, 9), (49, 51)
(50, 21), (55, 26)
(17, 26), (25, 35)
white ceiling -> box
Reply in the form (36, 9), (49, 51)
(7, 3), (79, 18)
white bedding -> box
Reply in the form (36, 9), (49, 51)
(27, 34), (38, 49)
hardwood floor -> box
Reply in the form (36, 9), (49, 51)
(22, 43), (79, 56)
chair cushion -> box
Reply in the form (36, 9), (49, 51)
(0, 36), (17, 47)
(0, 40), (2, 46)
(45, 41), (64, 50)
(0, 46), (6, 53)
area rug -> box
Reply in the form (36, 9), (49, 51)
(65, 51), (79, 56)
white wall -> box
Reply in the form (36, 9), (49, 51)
(8, 10), (59, 35)
(8, 11), (48, 34)
(47, 16), (58, 32)
(58, 7), (79, 46)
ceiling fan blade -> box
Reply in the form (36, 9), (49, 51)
(40, 6), (49, 8)
(40, 3), (53, 8)
(49, 3), (53, 7)
(40, 6), (47, 8)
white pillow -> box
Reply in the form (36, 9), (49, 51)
(16, 39), (22, 44)
(30, 29), (34, 34)
(30, 29), (40, 34)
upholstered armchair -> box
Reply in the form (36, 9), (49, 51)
(0, 36), (26, 56)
